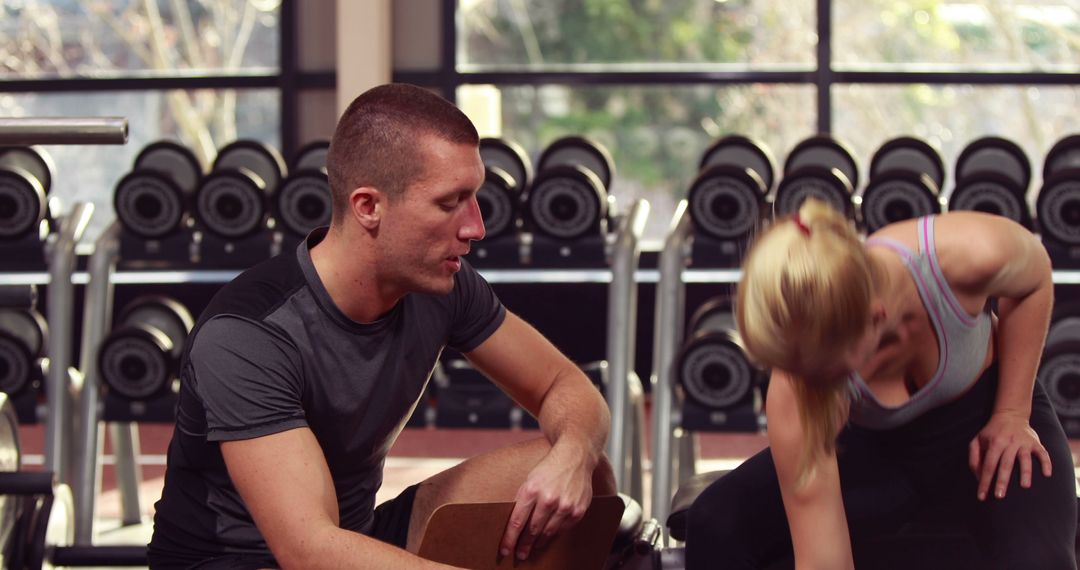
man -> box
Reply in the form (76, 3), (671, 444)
(148, 83), (615, 569)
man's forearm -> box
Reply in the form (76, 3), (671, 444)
(535, 369), (610, 466)
(276, 525), (460, 570)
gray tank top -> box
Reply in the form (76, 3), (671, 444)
(848, 216), (993, 429)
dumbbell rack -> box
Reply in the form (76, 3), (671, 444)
(648, 199), (1080, 544)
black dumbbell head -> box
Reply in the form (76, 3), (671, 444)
(773, 166), (855, 219)
(113, 170), (188, 239)
(98, 324), (174, 400)
(524, 164), (608, 240)
(783, 135), (859, 192)
(860, 171), (941, 233)
(133, 140), (203, 196)
(0, 308), (47, 358)
(677, 329), (757, 410)
(1043, 135), (1080, 182)
(537, 136), (615, 190)
(0, 146), (54, 195)
(0, 330), (34, 397)
(195, 169), (269, 238)
(212, 140), (287, 194)
(869, 136), (945, 191)
(1036, 168), (1080, 246)
(688, 294), (735, 336)
(292, 140), (330, 173)
(476, 166), (519, 239)
(687, 165), (767, 241)
(479, 138), (533, 195)
(1038, 339), (1080, 420)
(699, 135), (777, 193)
(117, 296), (194, 360)
(276, 169), (332, 237)
(0, 166), (47, 240)
(955, 136), (1031, 194)
(947, 172), (1033, 229)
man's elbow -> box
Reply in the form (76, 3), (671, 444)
(268, 522), (338, 570)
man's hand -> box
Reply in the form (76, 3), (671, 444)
(499, 442), (597, 561)
(969, 411), (1053, 501)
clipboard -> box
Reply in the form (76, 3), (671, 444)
(417, 495), (625, 570)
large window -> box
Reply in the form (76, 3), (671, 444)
(396, 0), (1080, 245)
(0, 0), (329, 242)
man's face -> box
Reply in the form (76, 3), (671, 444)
(377, 135), (486, 296)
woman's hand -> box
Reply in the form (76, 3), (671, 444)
(969, 411), (1053, 501)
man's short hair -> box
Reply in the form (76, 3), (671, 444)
(326, 83), (480, 223)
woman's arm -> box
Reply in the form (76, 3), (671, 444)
(937, 212), (1055, 501)
(766, 370), (854, 570)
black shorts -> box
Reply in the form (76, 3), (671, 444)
(151, 484), (421, 570)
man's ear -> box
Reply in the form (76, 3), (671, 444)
(348, 187), (382, 230)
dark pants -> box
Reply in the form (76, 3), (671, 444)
(148, 484), (419, 570)
(685, 364), (1077, 570)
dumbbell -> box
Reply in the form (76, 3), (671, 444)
(0, 307), (48, 397)
(860, 137), (945, 233)
(478, 138), (532, 239)
(98, 296), (193, 400)
(276, 141), (332, 237)
(113, 140), (203, 239)
(1037, 305), (1080, 437)
(688, 136), (773, 241)
(948, 136), (1033, 229)
(524, 136), (615, 240)
(0, 146), (54, 241)
(774, 135), (858, 219)
(675, 295), (762, 431)
(195, 140), (287, 239)
(1036, 135), (1080, 248)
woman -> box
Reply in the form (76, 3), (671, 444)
(685, 199), (1076, 569)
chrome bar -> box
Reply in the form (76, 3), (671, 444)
(605, 199), (649, 499)
(0, 117), (128, 145)
(72, 222), (121, 544)
(43, 203), (93, 482)
(650, 201), (692, 535)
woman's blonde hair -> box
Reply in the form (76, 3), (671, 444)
(735, 198), (880, 479)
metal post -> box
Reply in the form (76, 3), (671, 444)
(605, 199), (649, 498)
(650, 201), (692, 535)
(43, 202), (94, 482)
(0, 117), (128, 145)
(111, 421), (143, 526)
(72, 222), (121, 544)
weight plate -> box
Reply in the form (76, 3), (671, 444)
(688, 295), (735, 336)
(195, 169), (268, 238)
(678, 331), (754, 410)
(476, 166), (518, 238)
(292, 140), (330, 173)
(99, 326), (173, 400)
(773, 166), (854, 219)
(113, 171), (187, 239)
(276, 170), (332, 237)
(1036, 168), (1080, 245)
(1038, 344), (1080, 419)
(860, 171), (941, 233)
(118, 296), (194, 360)
(687, 165), (766, 240)
(0, 146), (54, 194)
(699, 135), (777, 193)
(869, 136), (945, 191)
(783, 135), (859, 192)
(134, 140), (203, 195)
(537, 136), (616, 190)
(948, 173), (1032, 229)
(526, 165), (606, 240)
(0, 331), (32, 397)
(0, 308), (46, 357)
(212, 140), (287, 194)
(480, 138), (533, 193)
(0, 167), (47, 240)
(955, 136), (1031, 193)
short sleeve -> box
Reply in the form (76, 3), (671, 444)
(189, 315), (308, 442)
(447, 259), (506, 352)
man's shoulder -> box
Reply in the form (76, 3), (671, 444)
(202, 251), (307, 324)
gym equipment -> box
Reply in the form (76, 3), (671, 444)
(113, 140), (202, 240)
(947, 136), (1033, 229)
(861, 137), (944, 233)
(687, 136), (772, 267)
(0, 146), (53, 241)
(0, 117), (127, 145)
(1038, 304), (1080, 438)
(774, 135), (858, 220)
(676, 295), (764, 432)
(192, 140), (287, 266)
(0, 306), (48, 422)
(98, 296), (193, 404)
(1036, 135), (1080, 267)
(522, 137), (614, 266)
(469, 138), (533, 267)
(276, 140), (333, 240)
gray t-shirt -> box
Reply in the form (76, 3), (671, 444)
(149, 228), (505, 564)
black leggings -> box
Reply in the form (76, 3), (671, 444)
(685, 364), (1077, 570)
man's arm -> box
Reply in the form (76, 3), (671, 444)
(464, 310), (612, 560)
(221, 428), (461, 570)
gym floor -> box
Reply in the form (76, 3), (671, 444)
(14, 421), (1080, 565)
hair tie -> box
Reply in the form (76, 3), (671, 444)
(793, 213), (811, 237)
